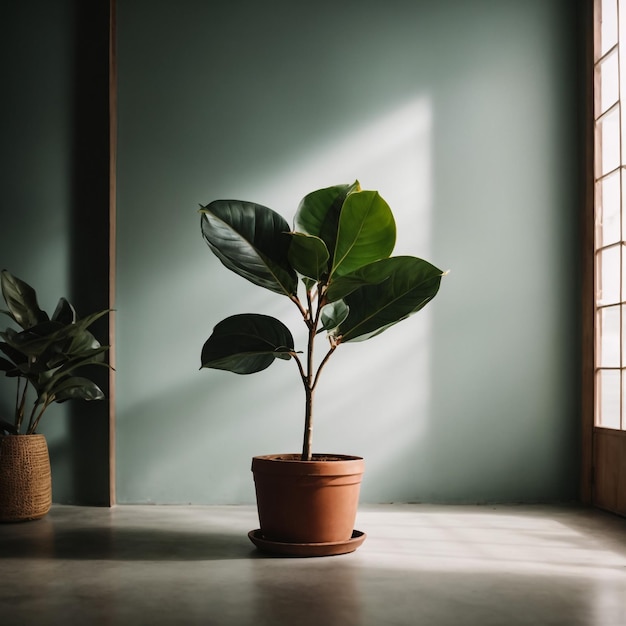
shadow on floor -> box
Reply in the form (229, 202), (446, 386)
(0, 523), (265, 561)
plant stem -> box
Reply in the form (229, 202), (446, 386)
(15, 378), (28, 434)
(312, 344), (336, 391)
(290, 294), (309, 320)
(14, 378), (21, 430)
(27, 398), (49, 435)
(301, 385), (314, 461)
(300, 298), (316, 460)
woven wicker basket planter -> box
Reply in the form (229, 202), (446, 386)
(0, 434), (52, 522)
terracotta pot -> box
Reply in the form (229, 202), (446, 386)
(251, 453), (364, 544)
(0, 434), (52, 522)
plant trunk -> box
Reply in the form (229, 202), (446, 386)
(301, 387), (313, 461)
(301, 311), (318, 461)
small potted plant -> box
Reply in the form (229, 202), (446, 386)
(0, 270), (111, 522)
(200, 181), (444, 555)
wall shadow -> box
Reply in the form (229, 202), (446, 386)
(68, 0), (112, 505)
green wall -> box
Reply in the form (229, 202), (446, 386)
(0, 0), (112, 505)
(115, 0), (582, 504)
(0, 0), (582, 507)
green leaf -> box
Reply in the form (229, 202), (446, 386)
(50, 377), (105, 403)
(201, 313), (294, 375)
(51, 297), (76, 324)
(287, 233), (329, 281)
(0, 339), (27, 366)
(331, 190), (396, 278)
(64, 327), (102, 356)
(200, 200), (298, 297)
(325, 265), (390, 303)
(293, 181), (360, 267)
(1, 309), (109, 363)
(72, 308), (111, 331)
(0, 355), (18, 373)
(319, 300), (349, 334)
(37, 348), (111, 394)
(1, 324), (63, 358)
(301, 276), (317, 292)
(0, 270), (49, 329)
(44, 346), (109, 376)
(334, 256), (443, 343)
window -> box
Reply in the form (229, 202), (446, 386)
(594, 0), (626, 431)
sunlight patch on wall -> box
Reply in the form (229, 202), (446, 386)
(240, 96), (437, 471)
(252, 96), (434, 256)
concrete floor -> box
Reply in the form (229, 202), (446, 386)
(1, 504), (625, 626)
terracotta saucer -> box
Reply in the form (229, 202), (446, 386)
(248, 529), (366, 557)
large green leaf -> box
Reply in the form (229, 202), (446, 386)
(200, 200), (298, 297)
(0, 270), (49, 329)
(49, 377), (105, 403)
(51, 297), (76, 325)
(293, 181), (360, 266)
(63, 327), (102, 356)
(201, 313), (295, 374)
(331, 190), (396, 278)
(287, 233), (329, 281)
(334, 256), (443, 343)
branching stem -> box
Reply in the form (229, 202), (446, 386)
(312, 344), (337, 391)
(299, 283), (337, 461)
(28, 398), (52, 435)
(290, 295), (309, 321)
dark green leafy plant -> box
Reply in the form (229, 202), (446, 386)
(200, 181), (445, 460)
(0, 270), (111, 435)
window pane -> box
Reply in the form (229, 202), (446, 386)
(597, 369), (621, 428)
(598, 305), (621, 367)
(623, 304), (626, 368)
(622, 169), (626, 242)
(597, 246), (621, 305)
(599, 0), (619, 58)
(621, 3), (626, 168)
(596, 106), (621, 176)
(622, 373), (626, 429)
(622, 243), (626, 301)
(596, 49), (619, 116)
(620, 169), (626, 241)
(596, 171), (621, 247)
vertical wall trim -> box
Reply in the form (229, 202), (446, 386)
(108, 0), (117, 506)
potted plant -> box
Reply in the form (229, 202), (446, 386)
(199, 181), (444, 555)
(0, 270), (111, 522)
